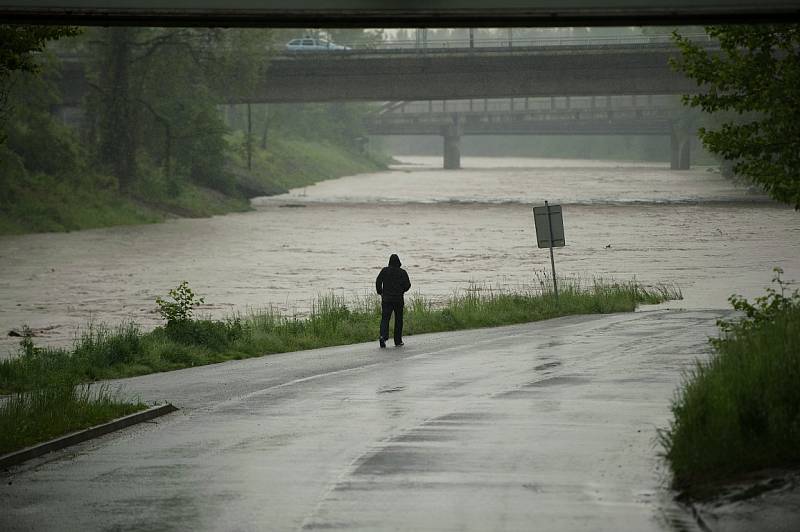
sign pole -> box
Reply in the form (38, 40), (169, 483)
(545, 200), (558, 299)
(533, 200), (563, 301)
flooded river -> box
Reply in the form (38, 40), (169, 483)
(1, 156), (799, 356)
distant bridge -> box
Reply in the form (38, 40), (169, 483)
(366, 96), (693, 170)
(57, 41), (714, 106)
(253, 42), (708, 103)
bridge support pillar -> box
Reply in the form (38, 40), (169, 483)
(670, 127), (691, 170)
(442, 117), (462, 170)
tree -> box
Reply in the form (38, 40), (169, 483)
(671, 25), (800, 208)
(0, 25), (80, 141)
(82, 27), (262, 193)
(94, 27), (138, 190)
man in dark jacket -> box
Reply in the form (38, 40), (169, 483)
(376, 253), (411, 348)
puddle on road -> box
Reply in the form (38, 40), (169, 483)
(392, 429), (458, 443)
(377, 386), (405, 394)
(427, 412), (495, 424)
(526, 375), (589, 387)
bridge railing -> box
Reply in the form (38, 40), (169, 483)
(275, 32), (712, 53)
(379, 95), (684, 115)
(386, 33), (704, 49)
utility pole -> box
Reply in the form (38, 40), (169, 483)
(246, 102), (252, 171)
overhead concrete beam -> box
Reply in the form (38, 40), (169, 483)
(0, 1), (798, 27)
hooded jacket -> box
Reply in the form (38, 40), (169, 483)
(376, 254), (411, 303)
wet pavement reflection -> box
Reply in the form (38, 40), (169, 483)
(1, 310), (737, 531)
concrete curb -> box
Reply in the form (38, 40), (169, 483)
(0, 403), (178, 469)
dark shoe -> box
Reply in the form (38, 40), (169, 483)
(394, 341), (404, 347)
(379, 337), (386, 348)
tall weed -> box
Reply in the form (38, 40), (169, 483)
(0, 383), (144, 454)
(1, 279), (681, 394)
(661, 268), (800, 494)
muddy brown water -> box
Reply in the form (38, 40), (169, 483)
(1, 156), (798, 357)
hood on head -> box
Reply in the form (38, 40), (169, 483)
(389, 254), (401, 267)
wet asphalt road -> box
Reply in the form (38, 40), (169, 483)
(2, 310), (727, 531)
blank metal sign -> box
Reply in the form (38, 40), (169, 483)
(533, 204), (565, 248)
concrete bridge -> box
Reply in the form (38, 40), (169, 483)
(3, 1), (797, 27)
(57, 41), (714, 106)
(255, 42), (707, 103)
(54, 41), (700, 171)
(367, 96), (693, 170)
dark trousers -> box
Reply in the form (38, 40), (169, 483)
(380, 300), (404, 344)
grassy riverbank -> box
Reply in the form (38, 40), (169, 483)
(0, 281), (680, 394)
(661, 269), (800, 498)
(0, 139), (387, 236)
(0, 280), (678, 455)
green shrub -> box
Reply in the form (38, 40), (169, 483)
(163, 318), (245, 351)
(155, 281), (205, 324)
(661, 268), (800, 495)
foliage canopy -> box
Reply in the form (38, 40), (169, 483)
(671, 25), (800, 208)
(0, 25), (80, 141)
(0, 25), (79, 78)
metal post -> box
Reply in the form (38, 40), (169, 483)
(545, 200), (559, 299)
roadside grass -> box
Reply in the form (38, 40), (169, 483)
(0, 383), (146, 455)
(0, 280), (681, 395)
(660, 269), (800, 498)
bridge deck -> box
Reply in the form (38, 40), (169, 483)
(58, 42), (713, 105)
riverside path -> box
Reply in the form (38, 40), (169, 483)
(0, 309), (765, 531)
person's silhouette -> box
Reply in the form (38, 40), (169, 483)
(375, 254), (411, 348)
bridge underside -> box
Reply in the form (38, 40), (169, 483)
(2, 2), (798, 27)
(369, 113), (692, 170)
(368, 118), (673, 136)
(379, 130), (692, 170)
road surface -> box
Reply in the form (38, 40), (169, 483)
(2, 310), (727, 531)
